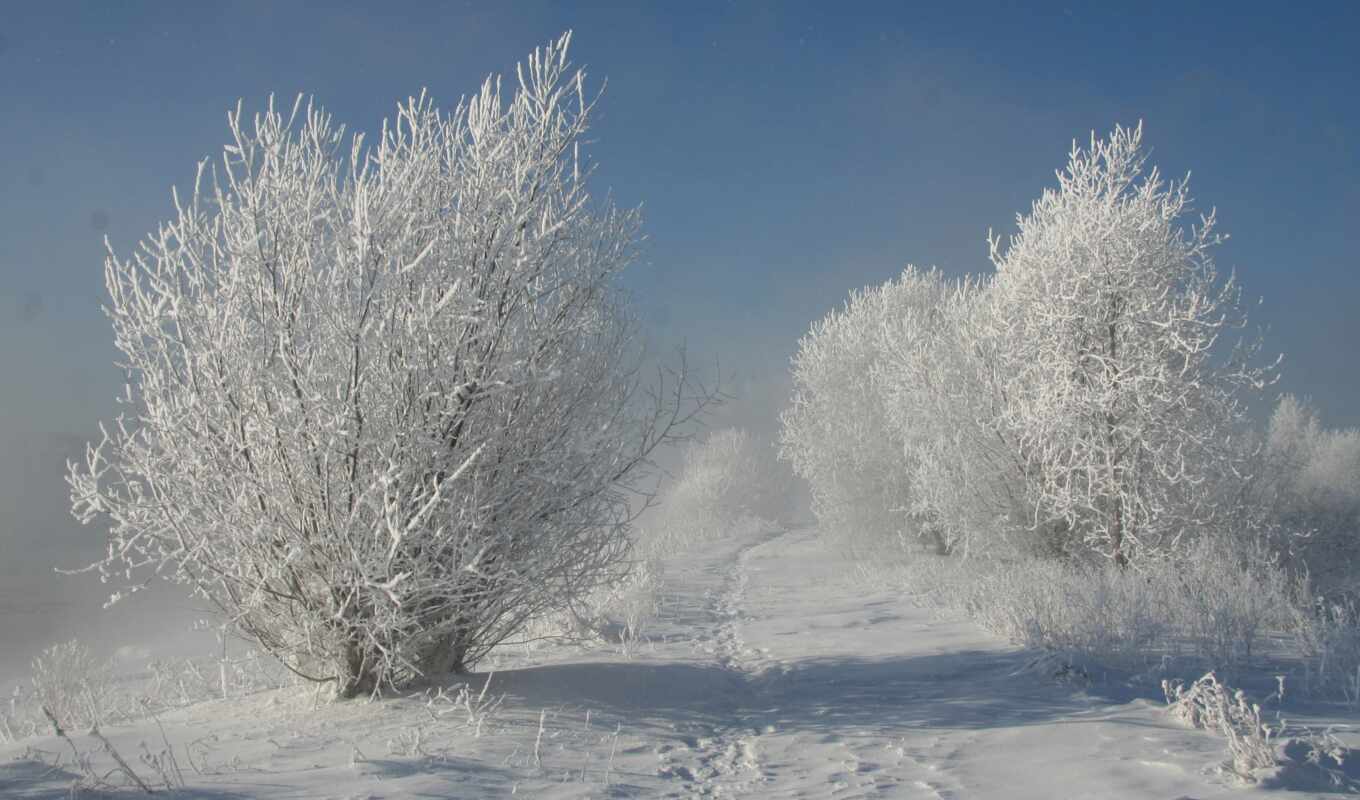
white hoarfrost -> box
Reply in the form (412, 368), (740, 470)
(784, 123), (1277, 567)
(66, 33), (712, 698)
(985, 123), (1275, 564)
(779, 269), (948, 556)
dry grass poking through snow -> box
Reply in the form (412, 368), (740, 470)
(1, 638), (295, 746)
(1163, 671), (1280, 780)
(846, 534), (1360, 790)
(1290, 594), (1360, 703)
(1163, 671), (1360, 790)
(869, 537), (1298, 681)
(852, 532), (1360, 726)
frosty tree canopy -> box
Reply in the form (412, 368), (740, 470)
(67, 33), (712, 697)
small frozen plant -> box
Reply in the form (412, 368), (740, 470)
(420, 673), (503, 737)
(38, 705), (165, 795)
(387, 725), (429, 758)
(617, 560), (662, 652)
(587, 559), (663, 655)
(1, 684), (34, 743)
(1163, 672), (1281, 782)
(1300, 727), (1348, 771)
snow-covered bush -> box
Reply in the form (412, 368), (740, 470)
(663, 429), (762, 529)
(874, 272), (1032, 558)
(639, 428), (786, 559)
(785, 124), (1273, 567)
(896, 543), (1293, 675)
(1170, 536), (1292, 669)
(1289, 593), (1360, 703)
(1163, 672), (1280, 781)
(144, 647), (294, 707)
(573, 558), (663, 656)
(417, 674), (504, 739)
(1, 638), (297, 744)
(947, 558), (1171, 671)
(1257, 395), (1360, 595)
(781, 269), (954, 555)
(67, 33), (713, 697)
(700, 427), (796, 526)
(29, 640), (113, 733)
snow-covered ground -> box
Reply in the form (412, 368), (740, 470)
(4, 523), (1358, 798)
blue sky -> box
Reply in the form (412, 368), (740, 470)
(1, 1), (1358, 441)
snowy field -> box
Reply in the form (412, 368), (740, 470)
(5, 522), (1359, 799)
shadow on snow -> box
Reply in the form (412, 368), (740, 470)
(485, 648), (1095, 738)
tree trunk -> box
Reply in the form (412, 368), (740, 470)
(339, 642), (378, 699)
(1110, 494), (1129, 569)
(926, 527), (951, 556)
(418, 626), (472, 678)
(1106, 313), (1129, 571)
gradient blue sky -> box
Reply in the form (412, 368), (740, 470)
(3, 2), (1359, 438)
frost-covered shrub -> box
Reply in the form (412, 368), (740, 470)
(638, 428), (786, 559)
(1257, 395), (1360, 595)
(66, 34), (713, 697)
(1, 638), (297, 744)
(1170, 537), (1292, 669)
(786, 124), (1272, 567)
(1289, 593), (1360, 703)
(781, 269), (956, 555)
(610, 561), (663, 649)
(29, 640), (113, 733)
(1163, 672), (1280, 781)
(574, 559), (663, 655)
(874, 273), (1034, 559)
(720, 429), (798, 526)
(666, 429), (770, 527)
(898, 541), (1294, 675)
(144, 647), (294, 707)
(958, 558), (1171, 671)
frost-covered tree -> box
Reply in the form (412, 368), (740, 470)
(874, 272), (1032, 557)
(780, 269), (944, 553)
(788, 124), (1277, 567)
(632, 428), (790, 560)
(986, 123), (1275, 565)
(67, 34), (711, 697)
(783, 266), (1033, 558)
(666, 428), (789, 527)
(1257, 395), (1360, 593)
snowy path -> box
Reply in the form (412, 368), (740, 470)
(629, 524), (1261, 799)
(1, 523), (1328, 798)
